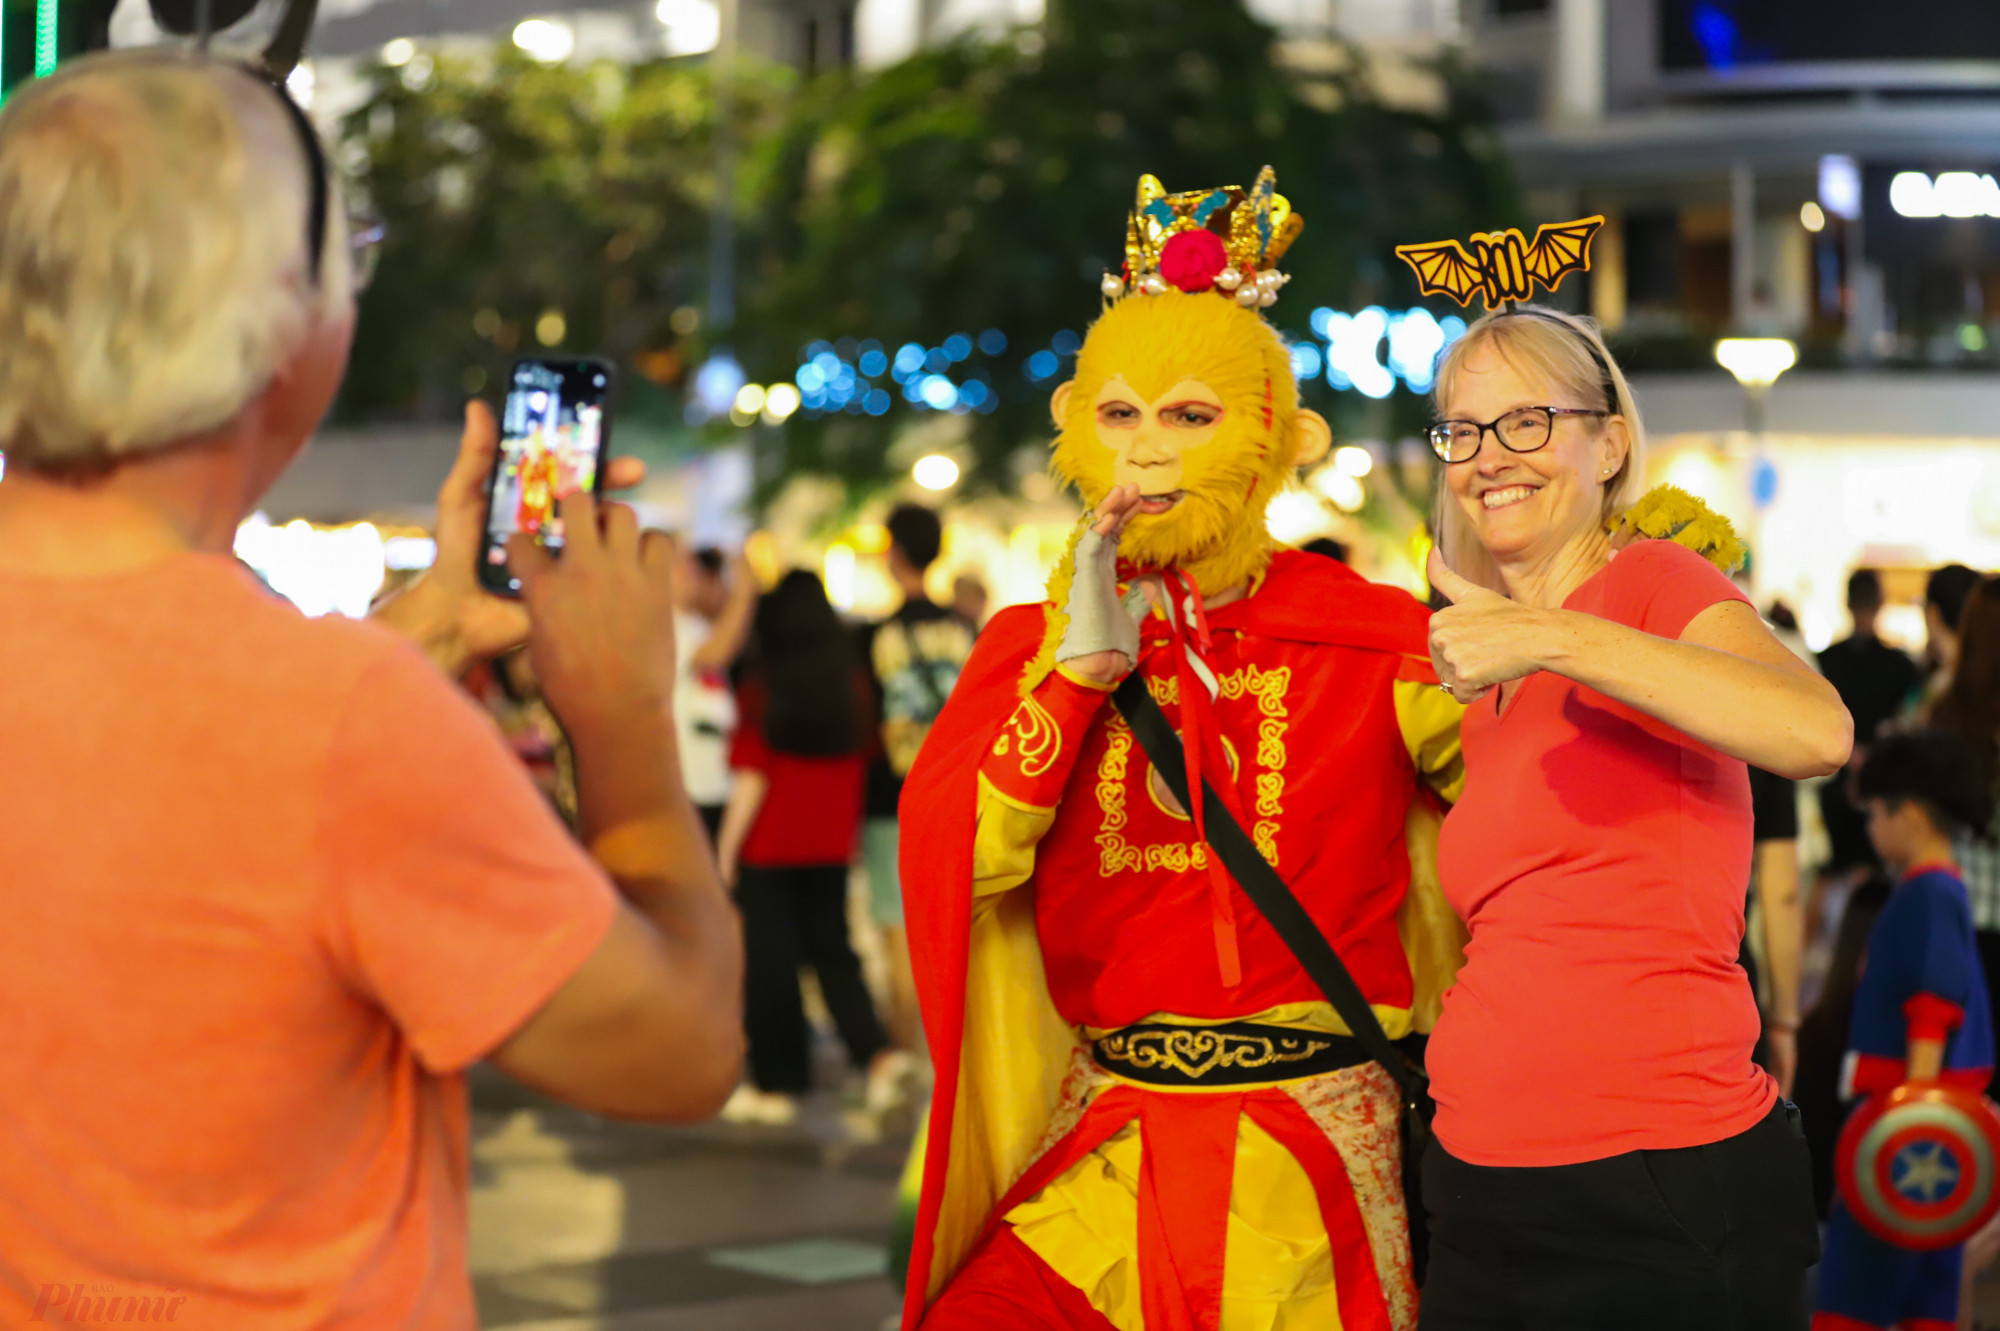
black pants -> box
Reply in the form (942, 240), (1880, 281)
(1420, 1101), (1820, 1330)
(735, 863), (887, 1094)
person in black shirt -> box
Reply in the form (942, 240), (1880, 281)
(1747, 765), (1804, 1095)
(1817, 569), (1921, 873)
(855, 505), (975, 1108)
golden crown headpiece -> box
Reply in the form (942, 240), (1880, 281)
(1101, 165), (1304, 309)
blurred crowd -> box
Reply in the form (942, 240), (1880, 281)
(1755, 562), (2000, 1307)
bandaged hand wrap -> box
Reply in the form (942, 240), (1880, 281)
(1055, 526), (1148, 666)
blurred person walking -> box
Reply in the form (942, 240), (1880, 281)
(0, 52), (742, 1330)
(1924, 575), (2000, 1047)
(857, 506), (975, 1095)
(1750, 762), (1807, 1096)
(717, 570), (889, 1125)
(950, 571), (989, 629)
(1792, 875), (1892, 1218)
(674, 544), (756, 842)
(1925, 563), (1983, 706)
(1420, 307), (1849, 1328)
(1819, 570), (1923, 877)
(1744, 586), (1818, 1098)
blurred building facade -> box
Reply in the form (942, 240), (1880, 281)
(1474, 0), (2000, 359)
(1465, 0), (2000, 650)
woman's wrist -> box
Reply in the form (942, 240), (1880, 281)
(1525, 605), (1592, 676)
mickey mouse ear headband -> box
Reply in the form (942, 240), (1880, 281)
(1100, 165), (1303, 308)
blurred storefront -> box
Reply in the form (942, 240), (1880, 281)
(1629, 370), (2000, 653)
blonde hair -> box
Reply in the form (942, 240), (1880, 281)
(0, 50), (347, 469)
(1429, 306), (1646, 592)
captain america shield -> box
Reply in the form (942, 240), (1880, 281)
(1836, 1083), (2000, 1250)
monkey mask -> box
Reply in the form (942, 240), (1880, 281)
(1030, 170), (1331, 688)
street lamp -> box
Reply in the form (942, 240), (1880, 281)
(1713, 337), (1797, 435)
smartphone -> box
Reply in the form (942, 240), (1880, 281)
(479, 356), (616, 597)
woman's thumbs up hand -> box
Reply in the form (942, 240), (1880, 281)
(1425, 548), (1554, 705)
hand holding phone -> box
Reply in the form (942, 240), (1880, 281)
(480, 357), (617, 597)
(506, 489), (679, 744)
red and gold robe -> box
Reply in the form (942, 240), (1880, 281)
(899, 550), (1465, 1331)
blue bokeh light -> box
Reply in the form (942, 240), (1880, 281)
(978, 328), (1007, 356)
(1026, 350), (1060, 382)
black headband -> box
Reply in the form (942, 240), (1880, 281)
(1496, 307), (1618, 415)
(263, 73), (328, 289)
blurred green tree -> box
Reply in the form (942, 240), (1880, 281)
(734, 0), (1520, 500)
(334, 48), (791, 450)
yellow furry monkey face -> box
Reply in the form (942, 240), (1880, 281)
(1050, 292), (1331, 577)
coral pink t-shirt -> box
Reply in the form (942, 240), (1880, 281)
(1431, 539), (1776, 1166)
(0, 554), (618, 1328)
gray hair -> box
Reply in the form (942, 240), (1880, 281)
(0, 50), (347, 469)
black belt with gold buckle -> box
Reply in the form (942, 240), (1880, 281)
(1090, 1021), (1371, 1087)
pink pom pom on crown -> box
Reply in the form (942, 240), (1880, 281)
(1158, 228), (1229, 293)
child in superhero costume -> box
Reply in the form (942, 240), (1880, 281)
(1817, 731), (1996, 1331)
(896, 169), (1467, 1331)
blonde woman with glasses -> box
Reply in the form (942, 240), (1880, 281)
(1413, 306), (1852, 1329)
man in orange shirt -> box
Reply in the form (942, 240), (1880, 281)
(0, 51), (741, 1329)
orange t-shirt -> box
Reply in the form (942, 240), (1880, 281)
(0, 554), (618, 1328)
(1430, 539), (1776, 1166)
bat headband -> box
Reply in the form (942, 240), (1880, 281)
(1394, 215), (1617, 411)
(1100, 165), (1303, 309)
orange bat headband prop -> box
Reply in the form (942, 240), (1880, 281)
(1395, 215), (1615, 409)
(1394, 216), (1603, 312)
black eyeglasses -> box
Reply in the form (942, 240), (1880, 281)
(1427, 406), (1609, 464)
(262, 71), (383, 292)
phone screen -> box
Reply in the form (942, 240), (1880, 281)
(480, 357), (613, 595)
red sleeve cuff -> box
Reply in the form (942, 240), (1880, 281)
(1395, 652), (1440, 687)
(980, 669), (1115, 807)
(1905, 992), (1966, 1043)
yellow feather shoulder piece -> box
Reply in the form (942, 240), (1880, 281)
(1610, 485), (1746, 574)
(1020, 520), (1089, 697)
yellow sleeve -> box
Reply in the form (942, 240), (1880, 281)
(1391, 680), (1468, 1033)
(1392, 678), (1465, 805)
(974, 773), (1058, 897)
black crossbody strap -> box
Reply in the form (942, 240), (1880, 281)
(1112, 672), (1425, 1109)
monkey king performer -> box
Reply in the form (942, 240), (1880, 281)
(897, 168), (1466, 1331)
